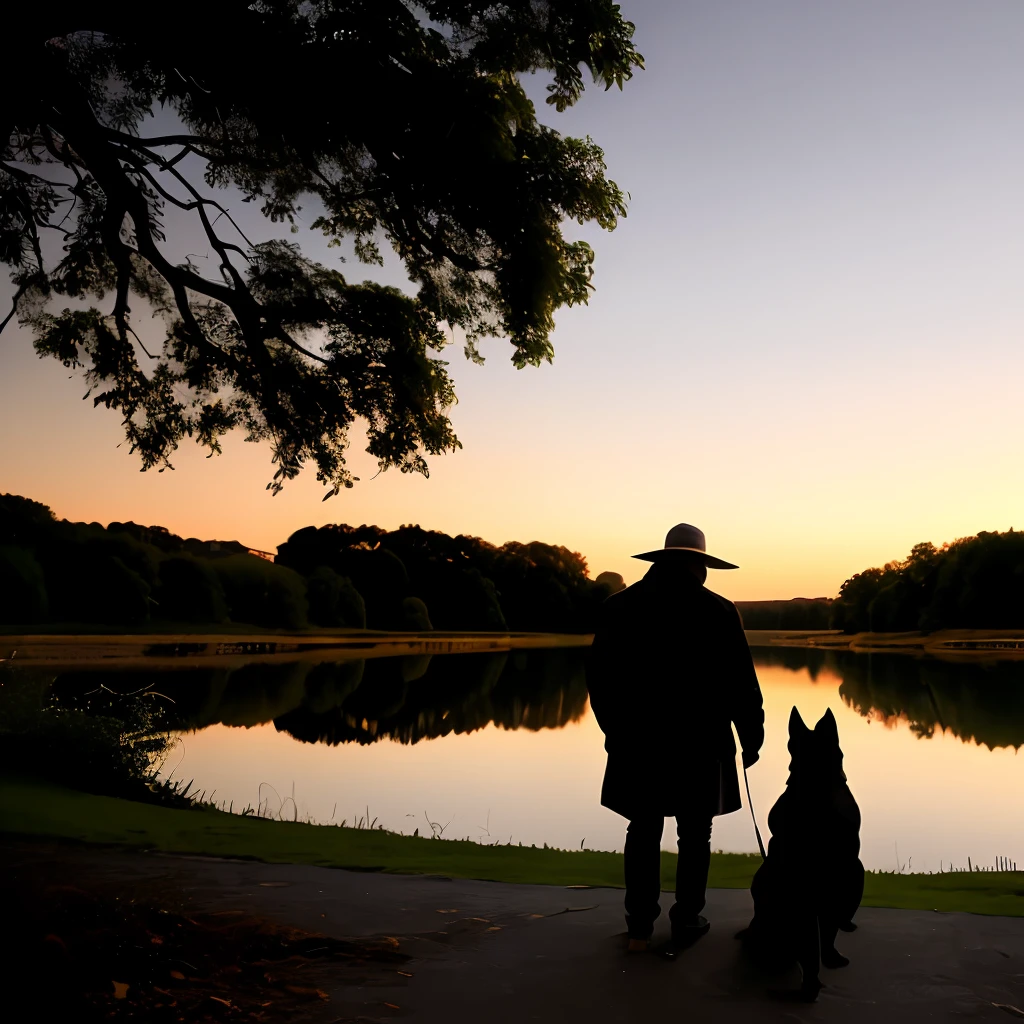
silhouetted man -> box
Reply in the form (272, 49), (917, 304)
(587, 524), (764, 954)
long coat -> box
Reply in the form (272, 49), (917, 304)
(587, 565), (764, 820)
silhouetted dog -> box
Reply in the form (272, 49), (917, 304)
(738, 707), (864, 1001)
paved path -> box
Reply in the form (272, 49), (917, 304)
(5, 841), (1023, 1022)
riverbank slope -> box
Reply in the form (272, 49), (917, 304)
(3, 777), (1022, 916)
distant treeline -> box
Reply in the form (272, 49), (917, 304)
(830, 531), (1024, 633)
(0, 493), (623, 633)
(735, 599), (833, 631)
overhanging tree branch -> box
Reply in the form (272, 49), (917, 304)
(2, 0), (642, 494)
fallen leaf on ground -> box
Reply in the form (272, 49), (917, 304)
(384, 1002), (400, 1009)
(397, 971), (414, 978)
(169, 970), (185, 980)
(112, 981), (129, 1000)
(994, 1005), (1024, 1019)
(283, 984), (329, 1000)
(435, 908), (459, 914)
(486, 926), (502, 932)
(209, 996), (232, 1008)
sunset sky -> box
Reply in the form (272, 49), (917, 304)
(4, 0), (1024, 601)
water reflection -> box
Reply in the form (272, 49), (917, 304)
(23, 646), (1024, 867)
(45, 645), (1024, 752)
(50, 648), (590, 746)
(752, 647), (1024, 750)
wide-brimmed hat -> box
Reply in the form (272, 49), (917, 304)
(632, 523), (738, 570)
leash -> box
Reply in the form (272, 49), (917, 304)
(743, 764), (767, 861)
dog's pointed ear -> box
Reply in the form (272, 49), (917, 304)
(789, 706), (810, 737)
(815, 708), (839, 739)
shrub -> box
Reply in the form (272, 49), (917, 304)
(43, 548), (152, 625)
(0, 493), (56, 546)
(213, 554), (309, 629)
(0, 668), (171, 800)
(0, 545), (49, 623)
(155, 556), (228, 624)
(401, 596), (433, 631)
(306, 566), (366, 628)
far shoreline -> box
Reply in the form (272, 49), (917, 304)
(0, 629), (592, 669)
(746, 628), (1024, 657)
(8, 627), (1024, 666)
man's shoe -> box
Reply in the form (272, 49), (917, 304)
(660, 916), (711, 959)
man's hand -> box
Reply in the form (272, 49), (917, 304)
(741, 749), (760, 769)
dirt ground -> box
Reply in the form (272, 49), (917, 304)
(3, 838), (1023, 1023)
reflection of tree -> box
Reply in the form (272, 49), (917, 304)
(751, 646), (833, 681)
(275, 649), (588, 746)
(51, 650), (589, 747)
(752, 647), (1024, 750)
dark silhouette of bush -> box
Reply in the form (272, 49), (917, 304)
(276, 526), (419, 630)
(355, 525), (506, 630)
(401, 596), (433, 632)
(305, 566), (366, 629)
(212, 554), (309, 630)
(0, 493), (56, 547)
(43, 547), (152, 625)
(155, 556), (228, 624)
(0, 669), (171, 800)
(0, 545), (49, 623)
(595, 571), (626, 594)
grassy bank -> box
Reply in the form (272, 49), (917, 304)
(3, 777), (1022, 916)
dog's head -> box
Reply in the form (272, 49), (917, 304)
(787, 707), (846, 783)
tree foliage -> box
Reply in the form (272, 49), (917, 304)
(0, 491), (615, 632)
(830, 532), (1024, 632)
(276, 521), (612, 631)
(2, 1), (642, 494)
(734, 598), (833, 631)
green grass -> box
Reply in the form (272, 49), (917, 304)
(2, 777), (1021, 916)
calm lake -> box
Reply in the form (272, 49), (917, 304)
(38, 644), (1024, 872)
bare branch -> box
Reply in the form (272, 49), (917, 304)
(0, 283), (28, 335)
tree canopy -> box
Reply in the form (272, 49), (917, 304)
(2, 1), (642, 494)
(0, 491), (620, 632)
(830, 531), (1024, 633)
